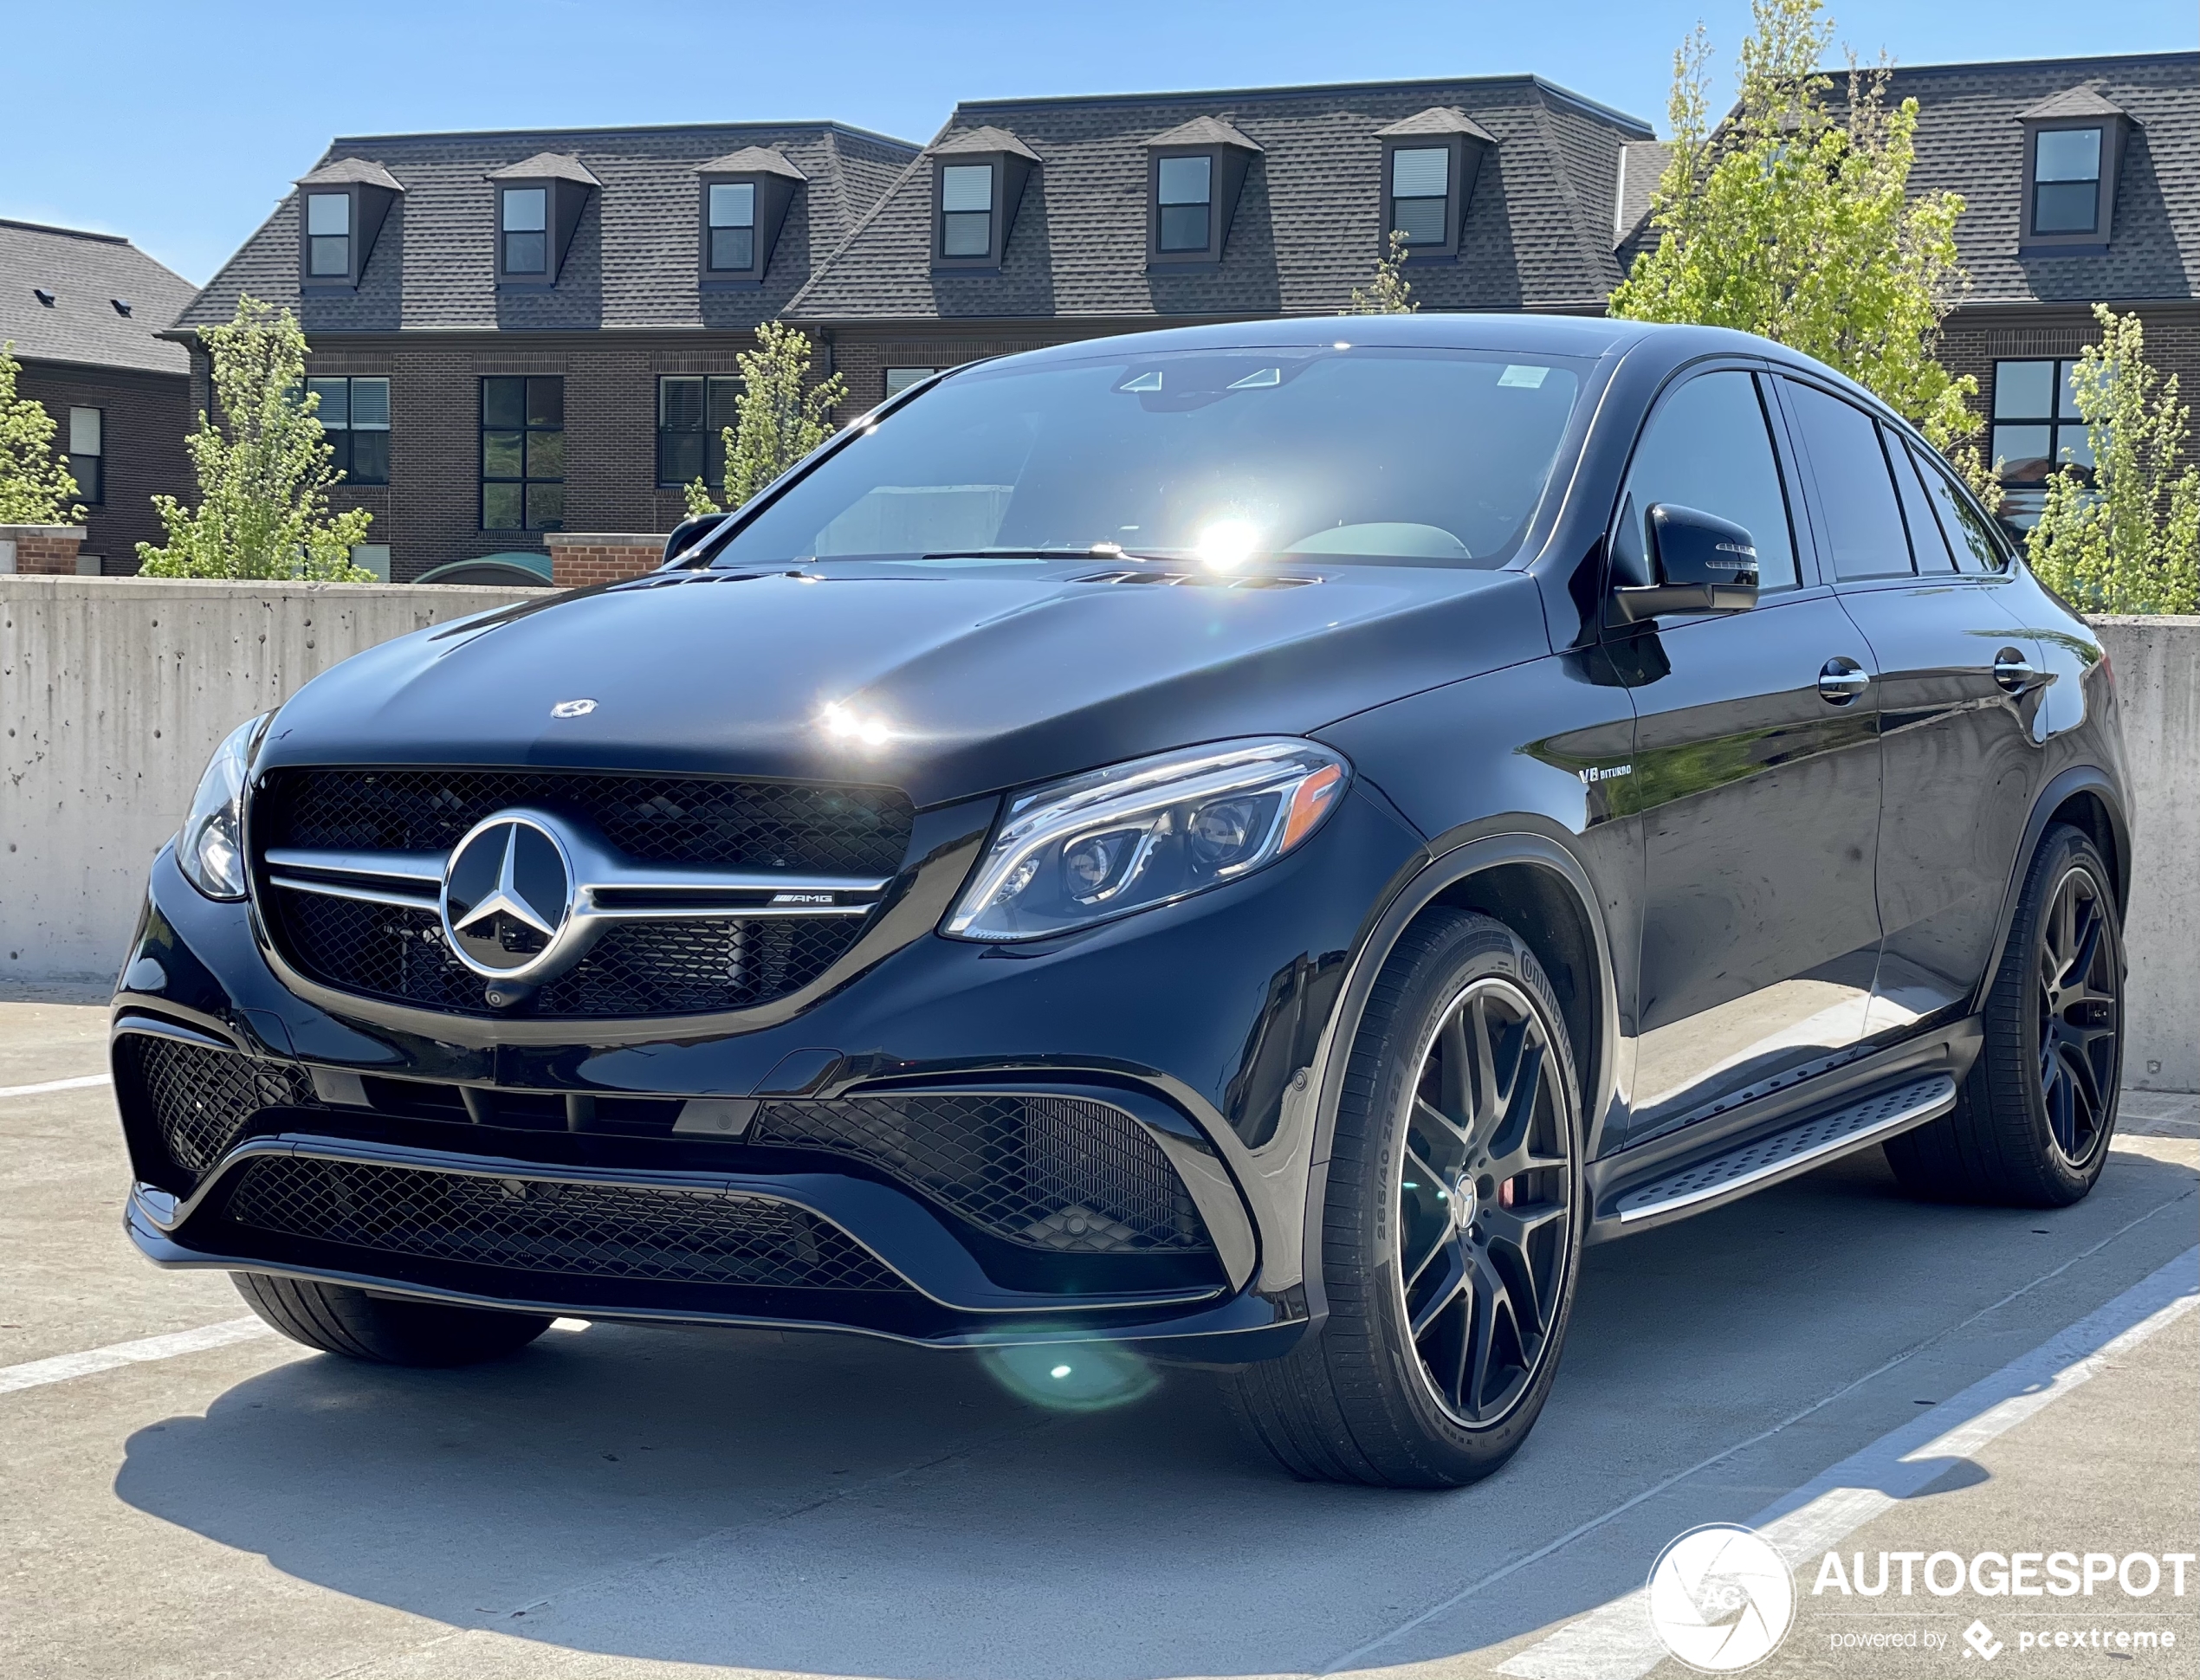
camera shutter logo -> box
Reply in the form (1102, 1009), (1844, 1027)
(1647, 1523), (1796, 1672)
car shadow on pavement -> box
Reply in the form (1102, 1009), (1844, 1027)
(111, 1145), (2197, 1679)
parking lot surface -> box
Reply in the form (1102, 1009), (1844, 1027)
(5, 996), (2194, 1680)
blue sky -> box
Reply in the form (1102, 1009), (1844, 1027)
(3, 1), (2190, 284)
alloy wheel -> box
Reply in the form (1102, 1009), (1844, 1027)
(2036, 864), (2119, 1165)
(1394, 976), (1576, 1427)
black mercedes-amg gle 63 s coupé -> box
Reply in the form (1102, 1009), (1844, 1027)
(112, 315), (2130, 1486)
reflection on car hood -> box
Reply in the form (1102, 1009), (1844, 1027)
(258, 565), (1549, 806)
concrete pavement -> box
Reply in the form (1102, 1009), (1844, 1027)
(4, 998), (2193, 1680)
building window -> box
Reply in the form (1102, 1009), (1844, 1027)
(482, 376), (563, 530)
(940, 165), (993, 258)
(707, 183), (755, 272)
(657, 375), (741, 488)
(1390, 147), (1451, 243)
(883, 367), (937, 398)
(306, 192), (351, 276)
(501, 188), (549, 275)
(308, 376), (391, 486)
(1990, 359), (2090, 528)
(2032, 128), (2102, 236)
(1156, 156), (1212, 253)
(67, 407), (102, 505)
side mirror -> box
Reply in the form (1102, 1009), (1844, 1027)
(1613, 503), (1761, 622)
(661, 512), (732, 566)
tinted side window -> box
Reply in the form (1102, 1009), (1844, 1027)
(1785, 381), (1912, 580)
(1886, 429), (1956, 572)
(1620, 370), (1799, 591)
(1910, 443), (2008, 574)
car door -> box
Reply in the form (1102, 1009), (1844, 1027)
(1780, 376), (2048, 1031)
(1613, 366), (1885, 1140)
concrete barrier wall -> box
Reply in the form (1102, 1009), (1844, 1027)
(0, 577), (541, 986)
(2, 580), (2193, 1091)
(2093, 617), (2199, 1093)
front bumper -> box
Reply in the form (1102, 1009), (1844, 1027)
(114, 785), (1426, 1356)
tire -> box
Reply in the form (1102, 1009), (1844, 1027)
(1226, 910), (1586, 1488)
(1885, 823), (2124, 1207)
(231, 1271), (553, 1366)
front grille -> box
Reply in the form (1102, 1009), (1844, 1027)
(752, 1094), (1211, 1254)
(255, 768), (913, 876)
(120, 1035), (317, 1180)
(224, 1156), (910, 1291)
(267, 895), (859, 1018)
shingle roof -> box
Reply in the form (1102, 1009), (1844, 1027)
(1867, 54), (2197, 304)
(485, 152), (603, 185)
(1375, 107), (1498, 144)
(176, 121), (922, 336)
(929, 125), (1044, 162)
(786, 75), (1653, 324)
(2016, 85), (2131, 121)
(0, 218), (194, 375)
(696, 146), (806, 179)
(297, 157), (406, 191)
(1146, 115), (1262, 152)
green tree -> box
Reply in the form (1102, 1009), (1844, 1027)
(1609, 0), (1983, 465)
(2026, 305), (2200, 615)
(684, 320), (849, 515)
(1344, 229), (1418, 316)
(0, 341), (85, 525)
(137, 295), (373, 580)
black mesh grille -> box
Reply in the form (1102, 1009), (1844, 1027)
(224, 1156), (910, 1291)
(266, 894), (862, 1018)
(121, 1035), (317, 1180)
(752, 1095), (1211, 1254)
(256, 768), (913, 875)
(253, 767), (907, 1018)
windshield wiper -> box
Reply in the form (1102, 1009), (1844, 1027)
(920, 545), (1185, 563)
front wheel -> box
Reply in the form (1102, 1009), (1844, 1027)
(1227, 911), (1585, 1487)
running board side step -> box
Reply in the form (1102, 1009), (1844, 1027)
(1608, 1072), (1957, 1228)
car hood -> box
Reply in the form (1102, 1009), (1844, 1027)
(259, 565), (1549, 807)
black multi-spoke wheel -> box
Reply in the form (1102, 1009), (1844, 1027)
(1226, 910), (1585, 1487)
(1886, 823), (2123, 1207)
(1397, 978), (1574, 1426)
(2036, 864), (2119, 1166)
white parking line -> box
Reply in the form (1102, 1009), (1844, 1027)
(0, 1072), (111, 1101)
(1492, 1244), (2200, 1680)
(0, 1317), (275, 1397)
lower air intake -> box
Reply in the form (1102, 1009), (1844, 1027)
(223, 1155), (910, 1291)
(121, 1035), (317, 1181)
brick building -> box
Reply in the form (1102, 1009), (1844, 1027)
(171, 122), (922, 581)
(0, 219), (195, 572)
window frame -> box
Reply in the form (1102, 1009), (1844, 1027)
(1989, 357), (2090, 532)
(1143, 142), (1255, 269)
(655, 373), (742, 489)
(883, 366), (939, 399)
(929, 150), (1035, 274)
(695, 168), (801, 288)
(307, 375), (391, 488)
(2017, 117), (2126, 253)
(498, 186), (551, 279)
(479, 375), (566, 533)
(1379, 136), (1466, 259)
(66, 406), (103, 507)
(303, 191), (353, 281)
(293, 167), (401, 292)
(489, 171), (594, 288)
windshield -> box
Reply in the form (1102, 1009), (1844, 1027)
(711, 345), (1588, 572)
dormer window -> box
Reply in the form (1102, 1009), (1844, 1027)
(501, 188), (547, 274)
(307, 193), (351, 275)
(929, 128), (1039, 273)
(694, 147), (804, 286)
(941, 165), (993, 256)
(1143, 118), (1259, 268)
(1389, 148), (1450, 244)
(1156, 157), (1211, 252)
(1372, 109), (1496, 262)
(2032, 128), (2101, 234)
(294, 158), (402, 290)
(2016, 87), (2129, 253)
(486, 153), (600, 287)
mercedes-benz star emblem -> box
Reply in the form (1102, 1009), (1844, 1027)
(551, 698), (597, 718)
(439, 812), (579, 981)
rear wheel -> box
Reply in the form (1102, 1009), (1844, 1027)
(1226, 911), (1584, 1487)
(1885, 823), (2123, 1206)
(231, 1272), (553, 1366)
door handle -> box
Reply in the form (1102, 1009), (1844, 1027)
(1993, 646), (2041, 693)
(1817, 657), (1870, 706)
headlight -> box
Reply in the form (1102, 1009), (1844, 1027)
(945, 738), (1349, 941)
(177, 714), (268, 900)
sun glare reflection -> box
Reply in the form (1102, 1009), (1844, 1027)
(1196, 518), (1261, 571)
(981, 1341), (1159, 1412)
